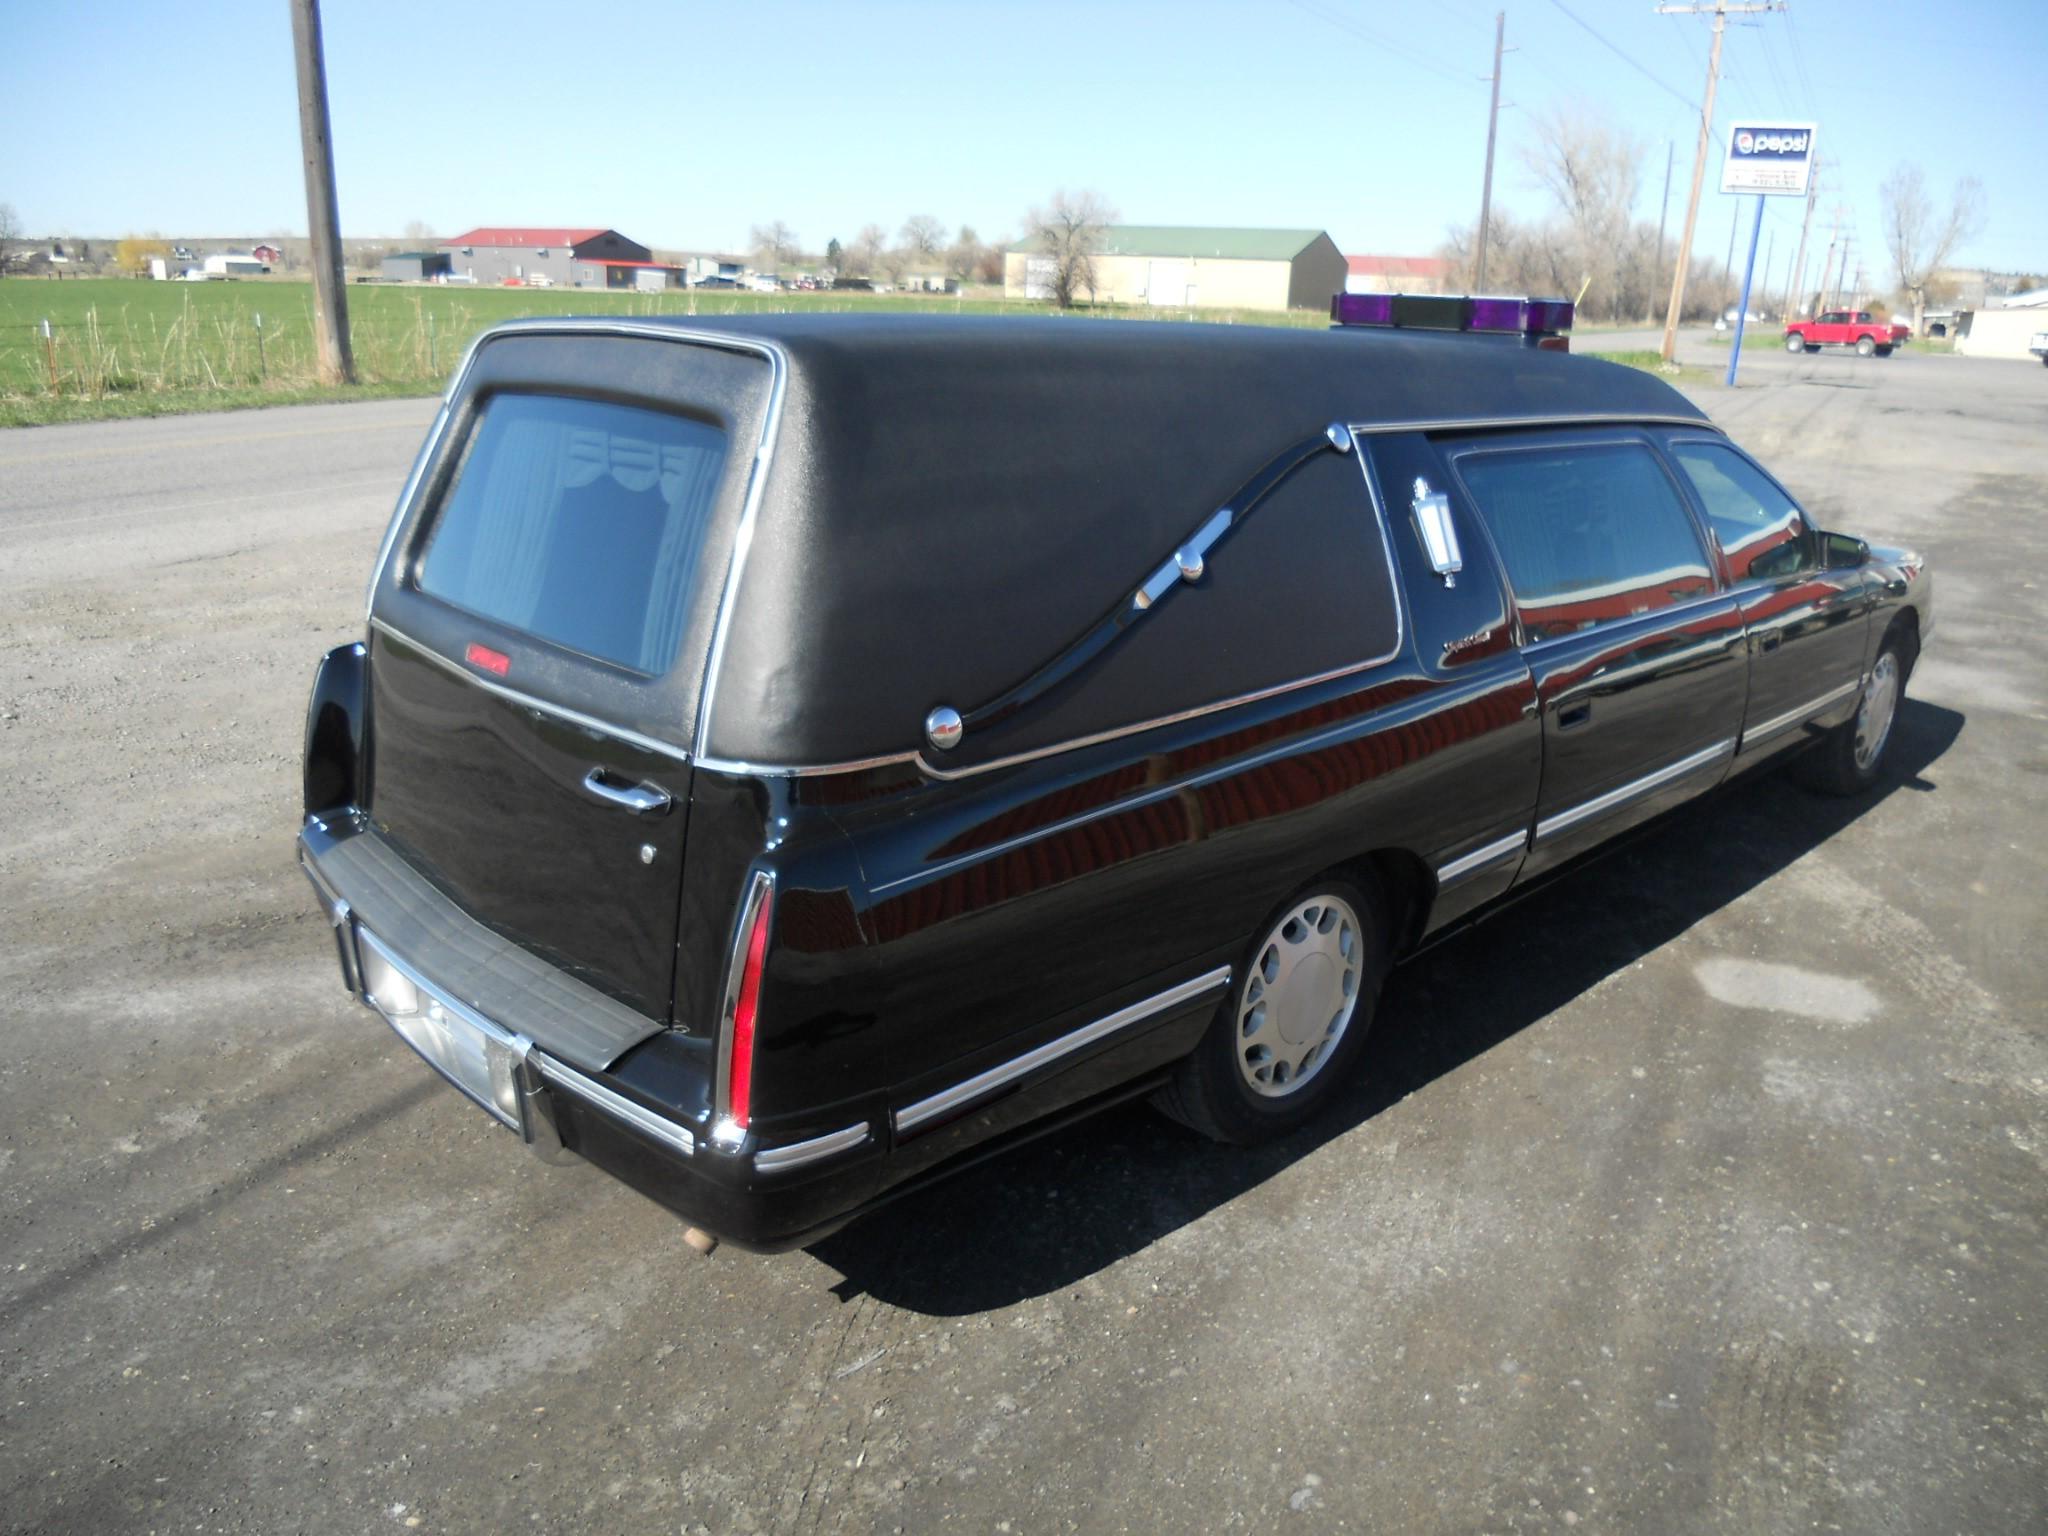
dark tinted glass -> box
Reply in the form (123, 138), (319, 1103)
(417, 394), (725, 675)
(1457, 441), (1714, 642)
(1670, 441), (1814, 582)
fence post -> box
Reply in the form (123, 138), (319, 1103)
(41, 318), (57, 393)
(427, 310), (436, 375)
(255, 312), (266, 381)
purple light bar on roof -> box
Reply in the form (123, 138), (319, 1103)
(1526, 298), (1575, 333)
(1468, 297), (1525, 332)
(1331, 292), (1394, 326)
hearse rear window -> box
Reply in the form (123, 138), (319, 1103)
(416, 394), (726, 675)
(1456, 441), (1713, 642)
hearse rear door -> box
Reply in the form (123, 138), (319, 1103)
(1443, 430), (1749, 879)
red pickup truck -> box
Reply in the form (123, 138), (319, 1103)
(1784, 309), (1909, 357)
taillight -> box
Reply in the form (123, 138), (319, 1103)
(716, 872), (774, 1140)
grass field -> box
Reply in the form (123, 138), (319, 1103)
(0, 278), (1332, 426)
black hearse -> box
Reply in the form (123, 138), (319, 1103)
(298, 300), (1933, 1250)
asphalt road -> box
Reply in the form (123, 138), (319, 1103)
(3, 341), (2045, 1534)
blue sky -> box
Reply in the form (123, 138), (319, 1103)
(4, 0), (2042, 283)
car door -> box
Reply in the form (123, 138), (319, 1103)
(1663, 436), (1872, 764)
(1445, 430), (1749, 879)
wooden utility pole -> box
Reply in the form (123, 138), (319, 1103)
(1785, 152), (1820, 316)
(1656, 0), (1783, 363)
(1651, 140), (1673, 322)
(1475, 11), (1507, 293)
(290, 0), (354, 384)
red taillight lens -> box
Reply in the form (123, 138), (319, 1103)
(725, 882), (773, 1129)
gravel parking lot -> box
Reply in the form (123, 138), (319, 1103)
(3, 339), (2044, 1534)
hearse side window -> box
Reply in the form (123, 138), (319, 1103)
(416, 393), (726, 675)
(1456, 441), (1714, 643)
(1669, 441), (1816, 582)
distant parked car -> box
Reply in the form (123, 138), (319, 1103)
(831, 277), (873, 292)
(2030, 331), (2048, 367)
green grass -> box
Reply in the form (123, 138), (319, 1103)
(0, 278), (1324, 426)
(1582, 347), (1718, 387)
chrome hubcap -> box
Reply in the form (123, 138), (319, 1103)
(1854, 653), (1899, 771)
(1237, 895), (1362, 1097)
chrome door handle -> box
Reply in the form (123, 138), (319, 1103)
(582, 767), (672, 815)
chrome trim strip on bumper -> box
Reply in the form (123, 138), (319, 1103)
(894, 966), (1233, 1136)
(1739, 677), (1860, 751)
(1534, 737), (1736, 843)
(367, 617), (693, 766)
(753, 1121), (871, 1174)
(1436, 830), (1529, 886)
(530, 1050), (696, 1160)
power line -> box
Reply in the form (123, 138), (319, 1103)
(1545, 0), (1699, 111)
(1283, 0), (1484, 89)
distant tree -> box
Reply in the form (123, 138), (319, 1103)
(402, 219), (436, 244)
(851, 223), (888, 277)
(976, 243), (1007, 286)
(945, 225), (983, 283)
(825, 236), (844, 272)
(0, 202), (21, 259)
(1881, 163), (1986, 336)
(749, 220), (800, 270)
(1021, 189), (1115, 308)
(899, 214), (945, 262)
(1520, 106), (1643, 322)
(115, 234), (171, 274)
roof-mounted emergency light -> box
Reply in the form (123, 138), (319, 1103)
(1331, 292), (1575, 350)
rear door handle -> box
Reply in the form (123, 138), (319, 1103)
(582, 767), (672, 815)
(1557, 702), (1593, 730)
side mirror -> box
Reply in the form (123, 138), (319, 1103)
(1821, 532), (1871, 571)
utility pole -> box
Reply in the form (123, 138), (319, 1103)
(1651, 140), (1674, 323)
(1786, 151), (1819, 317)
(290, 0), (354, 384)
(1475, 11), (1507, 293)
(1656, 0), (1783, 363)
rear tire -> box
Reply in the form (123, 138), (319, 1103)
(1795, 632), (1907, 796)
(1155, 877), (1389, 1145)
(1876, 344), (1894, 357)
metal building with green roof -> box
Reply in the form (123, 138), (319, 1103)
(1003, 224), (1345, 312)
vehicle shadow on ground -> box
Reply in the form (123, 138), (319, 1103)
(811, 699), (1963, 1315)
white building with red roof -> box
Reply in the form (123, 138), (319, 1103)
(438, 226), (669, 289)
(1345, 254), (1451, 295)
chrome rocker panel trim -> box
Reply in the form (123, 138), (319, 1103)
(1534, 738), (1737, 843)
(894, 966), (1233, 1136)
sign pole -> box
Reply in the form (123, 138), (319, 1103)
(1726, 195), (1766, 387)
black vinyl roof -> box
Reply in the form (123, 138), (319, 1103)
(484, 315), (1711, 767)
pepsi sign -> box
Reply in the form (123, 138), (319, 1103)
(1721, 120), (1818, 196)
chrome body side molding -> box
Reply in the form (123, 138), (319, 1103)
(1739, 677), (1860, 751)
(1436, 830), (1528, 886)
(753, 1122), (872, 1174)
(894, 967), (1233, 1136)
(532, 1050), (697, 1160)
(1534, 738), (1737, 843)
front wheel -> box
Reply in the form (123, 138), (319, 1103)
(1784, 333), (1806, 353)
(1795, 634), (1907, 796)
(1856, 336), (1877, 356)
(1154, 879), (1389, 1144)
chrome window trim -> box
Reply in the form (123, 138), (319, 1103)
(367, 616), (693, 765)
(360, 318), (789, 759)
(868, 669), (1509, 896)
(1355, 412), (1718, 438)
(894, 966), (1233, 1136)
(753, 1121), (871, 1174)
(712, 868), (776, 1137)
(1739, 677), (1860, 751)
(531, 1049), (696, 1159)
(1534, 738), (1736, 843)
(1436, 830), (1528, 886)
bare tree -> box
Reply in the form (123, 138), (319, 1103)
(851, 223), (888, 277)
(402, 218), (436, 243)
(749, 220), (800, 271)
(0, 202), (20, 269)
(1881, 163), (1986, 336)
(1520, 106), (1643, 322)
(900, 215), (945, 262)
(1022, 189), (1116, 308)
(945, 225), (983, 283)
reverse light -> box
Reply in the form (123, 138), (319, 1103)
(715, 871), (776, 1141)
